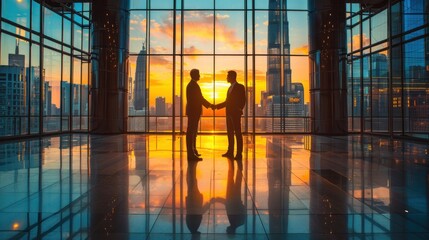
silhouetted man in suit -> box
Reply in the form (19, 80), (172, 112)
(213, 71), (246, 160)
(186, 69), (212, 161)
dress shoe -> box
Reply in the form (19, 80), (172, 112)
(188, 154), (203, 161)
(234, 154), (242, 161)
(222, 152), (234, 159)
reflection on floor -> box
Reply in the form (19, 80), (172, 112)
(0, 134), (429, 239)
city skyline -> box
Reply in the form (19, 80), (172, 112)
(127, 1), (310, 107)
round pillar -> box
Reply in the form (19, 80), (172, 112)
(90, 0), (129, 133)
(309, 0), (348, 135)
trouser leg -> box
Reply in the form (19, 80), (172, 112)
(226, 116), (234, 153)
(233, 116), (243, 155)
(186, 116), (199, 156)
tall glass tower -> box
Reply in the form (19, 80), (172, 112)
(266, 0), (291, 96)
(134, 44), (147, 111)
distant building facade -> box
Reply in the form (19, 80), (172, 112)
(134, 45), (147, 111)
(263, 0), (305, 132)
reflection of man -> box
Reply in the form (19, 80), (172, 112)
(212, 159), (246, 234)
(186, 69), (213, 161)
(213, 70), (246, 160)
(186, 160), (210, 235)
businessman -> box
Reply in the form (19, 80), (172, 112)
(213, 70), (246, 160)
(186, 69), (212, 161)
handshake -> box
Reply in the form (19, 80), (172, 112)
(209, 104), (220, 110)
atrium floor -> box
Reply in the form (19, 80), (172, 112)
(1, 134), (428, 239)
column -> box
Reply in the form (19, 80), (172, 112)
(308, 0), (347, 135)
(90, 0), (129, 133)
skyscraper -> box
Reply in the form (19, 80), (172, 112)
(0, 41), (26, 136)
(265, 0), (303, 131)
(266, 0), (291, 96)
(134, 44), (147, 111)
(155, 96), (166, 116)
(9, 40), (25, 68)
(0, 66), (25, 136)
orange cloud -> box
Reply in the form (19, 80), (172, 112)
(150, 55), (171, 67)
(292, 44), (308, 54)
(130, 37), (145, 41)
(184, 46), (203, 55)
(150, 46), (169, 53)
(184, 46), (204, 59)
(140, 19), (147, 32)
(349, 33), (370, 51)
(148, 12), (243, 50)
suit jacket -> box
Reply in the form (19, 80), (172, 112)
(217, 82), (246, 116)
(186, 80), (211, 117)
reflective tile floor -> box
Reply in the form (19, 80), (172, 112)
(0, 134), (429, 239)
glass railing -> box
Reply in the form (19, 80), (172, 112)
(0, 116), (89, 138)
(128, 116), (311, 133)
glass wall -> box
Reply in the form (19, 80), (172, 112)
(346, 0), (429, 140)
(128, 0), (310, 133)
(0, 1), (91, 138)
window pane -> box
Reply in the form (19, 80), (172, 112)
(64, 18), (72, 45)
(74, 24), (82, 50)
(288, 0), (307, 10)
(184, 0), (213, 9)
(254, 11), (268, 54)
(362, 56), (370, 130)
(403, 38), (429, 136)
(362, 19), (370, 48)
(82, 28), (90, 53)
(215, 11), (245, 54)
(289, 11), (308, 55)
(130, 11), (148, 54)
(391, 46), (402, 134)
(217, 0), (244, 9)
(43, 48), (61, 132)
(351, 59), (361, 131)
(371, 52), (388, 132)
(131, 0), (147, 9)
(403, 0), (426, 32)
(62, 55), (71, 131)
(72, 58), (81, 130)
(371, 10), (387, 44)
(150, 0), (173, 9)
(32, 1), (41, 32)
(30, 44), (40, 134)
(44, 8), (62, 40)
(81, 62), (89, 130)
(184, 11), (214, 54)
(149, 11), (174, 54)
(2, 0), (30, 29)
(148, 56), (173, 120)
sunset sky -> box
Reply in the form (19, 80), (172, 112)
(1, 0), (311, 110)
(129, 6), (310, 107)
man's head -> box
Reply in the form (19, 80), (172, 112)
(190, 69), (200, 81)
(227, 70), (237, 84)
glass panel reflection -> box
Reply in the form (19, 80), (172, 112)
(1, 134), (429, 238)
